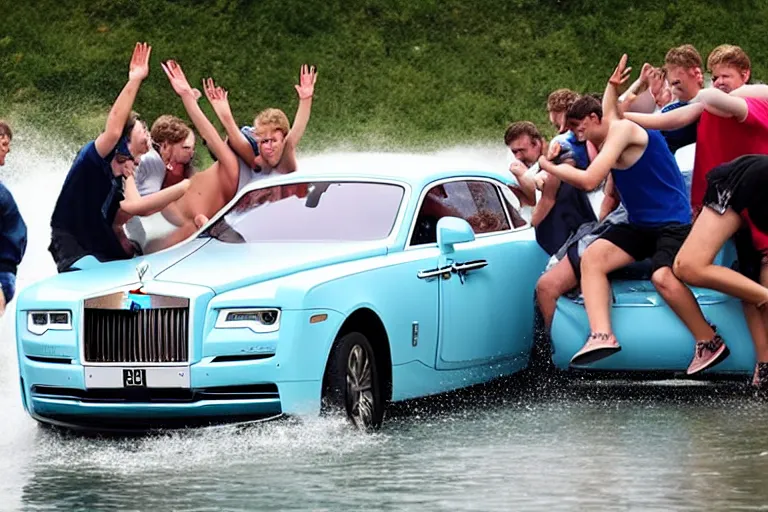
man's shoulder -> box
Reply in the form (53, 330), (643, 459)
(71, 140), (105, 171)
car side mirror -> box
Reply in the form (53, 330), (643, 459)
(436, 217), (475, 254)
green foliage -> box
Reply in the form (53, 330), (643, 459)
(0, 0), (766, 150)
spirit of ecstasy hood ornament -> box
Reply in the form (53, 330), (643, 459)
(136, 261), (152, 284)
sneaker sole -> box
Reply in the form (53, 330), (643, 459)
(570, 346), (622, 366)
(686, 345), (731, 376)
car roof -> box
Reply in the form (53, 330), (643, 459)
(244, 151), (514, 191)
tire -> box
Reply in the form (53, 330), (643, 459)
(322, 331), (385, 430)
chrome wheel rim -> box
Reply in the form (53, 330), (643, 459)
(346, 344), (374, 428)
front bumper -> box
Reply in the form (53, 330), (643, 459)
(20, 358), (324, 430)
(17, 307), (346, 430)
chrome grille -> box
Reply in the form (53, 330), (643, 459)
(83, 292), (189, 364)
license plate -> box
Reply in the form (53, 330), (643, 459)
(84, 366), (191, 389)
(123, 368), (146, 387)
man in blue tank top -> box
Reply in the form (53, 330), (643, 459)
(537, 55), (730, 375)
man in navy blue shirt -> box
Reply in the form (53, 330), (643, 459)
(0, 121), (27, 316)
(49, 43), (189, 272)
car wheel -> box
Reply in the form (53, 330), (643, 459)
(322, 331), (384, 430)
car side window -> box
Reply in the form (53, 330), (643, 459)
(500, 185), (528, 229)
(410, 180), (511, 246)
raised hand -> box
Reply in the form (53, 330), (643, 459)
(639, 62), (654, 85)
(609, 54), (632, 88)
(295, 64), (317, 100)
(649, 68), (667, 97)
(161, 60), (194, 98)
(203, 77), (233, 118)
(128, 42), (152, 82)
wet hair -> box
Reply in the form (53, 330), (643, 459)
(566, 95), (603, 121)
(707, 44), (751, 73)
(150, 115), (192, 147)
(546, 89), (580, 113)
(0, 120), (12, 140)
(503, 121), (543, 146)
(254, 108), (290, 136)
(665, 44), (703, 70)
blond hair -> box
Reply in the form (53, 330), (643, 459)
(707, 44), (751, 73)
(254, 108), (290, 136)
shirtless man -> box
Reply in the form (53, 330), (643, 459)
(204, 64), (318, 188)
(138, 60), (242, 254)
(537, 55), (728, 374)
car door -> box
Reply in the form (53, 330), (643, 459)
(411, 178), (547, 370)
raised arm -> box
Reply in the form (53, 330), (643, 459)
(161, 61), (238, 186)
(203, 78), (257, 165)
(95, 43), (151, 158)
(285, 64), (317, 149)
(603, 54), (632, 122)
(618, 63), (657, 114)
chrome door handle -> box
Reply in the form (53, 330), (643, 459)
(417, 265), (452, 280)
(452, 260), (488, 272)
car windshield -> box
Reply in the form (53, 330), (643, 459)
(201, 181), (406, 243)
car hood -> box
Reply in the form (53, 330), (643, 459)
(154, 239), (389, 293)
(19, 239), (212, 305)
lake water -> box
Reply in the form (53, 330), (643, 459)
(1, 141), (766, 511)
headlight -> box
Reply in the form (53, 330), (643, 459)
(27, 310), (72, 335)
(215, 308), (281, 333)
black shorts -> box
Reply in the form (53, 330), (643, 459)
(704, 155), (768, 233)
(599, 222), (692, 273)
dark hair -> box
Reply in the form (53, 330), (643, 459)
(0, 120), (13, 140)
(503, 121), (543, 146)
(121, 111), (142, 141)
(566, 96), (603, 121)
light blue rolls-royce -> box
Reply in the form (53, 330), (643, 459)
(16, 153), (549, 431)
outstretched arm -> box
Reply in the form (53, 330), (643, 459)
(162, 61), (239, 189)
(624, 103), (705, 130)
(120, 176), (190, 217)
(95, 43), (151, 158)
(695, 87), (749, 121)
(730, 84), (768, 100)
(203, 78), (257, 165)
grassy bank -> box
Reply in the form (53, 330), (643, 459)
(1, 0), (767, 152)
